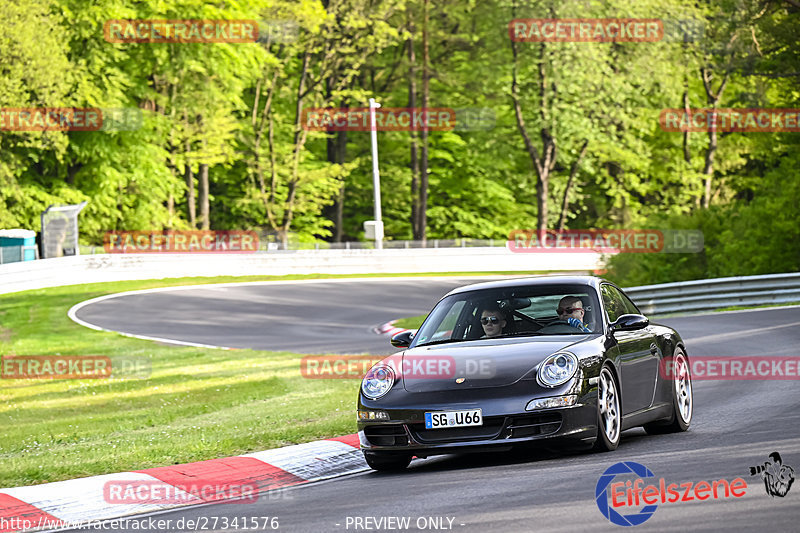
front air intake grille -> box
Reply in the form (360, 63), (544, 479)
(408, 416), (506, 443)
(364, 425), (409, 446)
(505, 413), (562, 438)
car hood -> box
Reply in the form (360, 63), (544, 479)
(398, 336), (591, 392)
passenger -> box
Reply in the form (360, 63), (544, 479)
(557, 296), (592, 332)
(480, 304), (507, 338)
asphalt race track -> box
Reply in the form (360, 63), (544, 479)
(72, 277), (489, 354)
(65, 280), (800, 532)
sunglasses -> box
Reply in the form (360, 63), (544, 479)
(564, 307), (584, 313)
(480, 316), (500, 325)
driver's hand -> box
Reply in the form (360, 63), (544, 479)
(567, 317), (590, 332)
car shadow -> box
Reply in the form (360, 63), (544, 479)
(396, 428), (656, 474)
(405, 447), (567, 473)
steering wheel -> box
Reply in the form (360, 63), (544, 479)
(538, 319), (585, 334)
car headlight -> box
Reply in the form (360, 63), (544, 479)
(537, 352), (578, 387)
(361, 364), (396, 400)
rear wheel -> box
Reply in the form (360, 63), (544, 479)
(363, 451), (412, 472)
(594, 366), (621, 452)
(644, 348), (693, 434)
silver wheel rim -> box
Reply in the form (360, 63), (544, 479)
(598, 368), (620, 444)
(674, 352), (693, 424)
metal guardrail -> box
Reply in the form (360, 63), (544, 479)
(625, 273), (800, 315)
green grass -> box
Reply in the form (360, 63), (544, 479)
(392, 314), (427, 330)
(714, 301), (800, 313)
(650, 301), (800, 318)
(0, 270), (554, 488)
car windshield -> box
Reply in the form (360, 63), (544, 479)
(412, 284), (601, 347)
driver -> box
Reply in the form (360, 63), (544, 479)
(480, 304), (507, 338)
(557, 296), (592, 332)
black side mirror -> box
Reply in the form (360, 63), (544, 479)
(390, 330), (414, 348)
(609, 314), (649, 332)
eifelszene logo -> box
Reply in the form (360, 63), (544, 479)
(595, 461), (747, 527)
(596, 462), (658, 527)
(749, 452), (795, 498)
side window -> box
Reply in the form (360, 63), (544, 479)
(618, 289), (641, 315)
(600, 285), (626, 324)
(414, 300), (466, 344)
(435, 300), (466, 341)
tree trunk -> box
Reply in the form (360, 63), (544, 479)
(330, 130), (347, 242)
(557, 140), (589, 230)
(407, 6), (421, 240)
(280, 51), (311, 245)
(199, 163), (209, 230)
(185, 151), (196, 228)
(334, 181), (346, 242)
(702, 128), (718, 208)
(167, 191), (174, 226)
(700, 67), (729, 209)
(417, 0), (430, 243)
(510, 17), (556, 233)
(325, 69), (348, 243)
(682, 89), (692, 164)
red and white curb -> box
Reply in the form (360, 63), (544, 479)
(373, 320), (412, 337)
(0, 434), (365, 532)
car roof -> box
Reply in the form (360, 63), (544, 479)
(443, 275), (608, 298)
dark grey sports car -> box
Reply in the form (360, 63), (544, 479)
(357, 276), (693, 471)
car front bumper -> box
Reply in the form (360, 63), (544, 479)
(358, 380), (598, 455)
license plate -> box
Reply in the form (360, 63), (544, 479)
(424, 409), (482, 429)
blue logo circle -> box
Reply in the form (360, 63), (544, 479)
(595, 461), (658, 527)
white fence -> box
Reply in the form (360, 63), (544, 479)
(0, 248), (605, 295)
(2, 250), (795, 316)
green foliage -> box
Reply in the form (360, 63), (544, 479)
(0, 0), (797, 267)
(605, 151), (800, 286)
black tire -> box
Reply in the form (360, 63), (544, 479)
(593, 366), (621, 452)
(644, 348), (693, 435)
(363, 451), (412, 472)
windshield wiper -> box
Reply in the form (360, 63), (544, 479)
(492, 331), (546, 339)
(415, 338), (467, 347)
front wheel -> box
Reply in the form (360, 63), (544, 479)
(363, 451), (412, 472)
(644, 348), (693, 434)
(594, 366), (621, 452)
